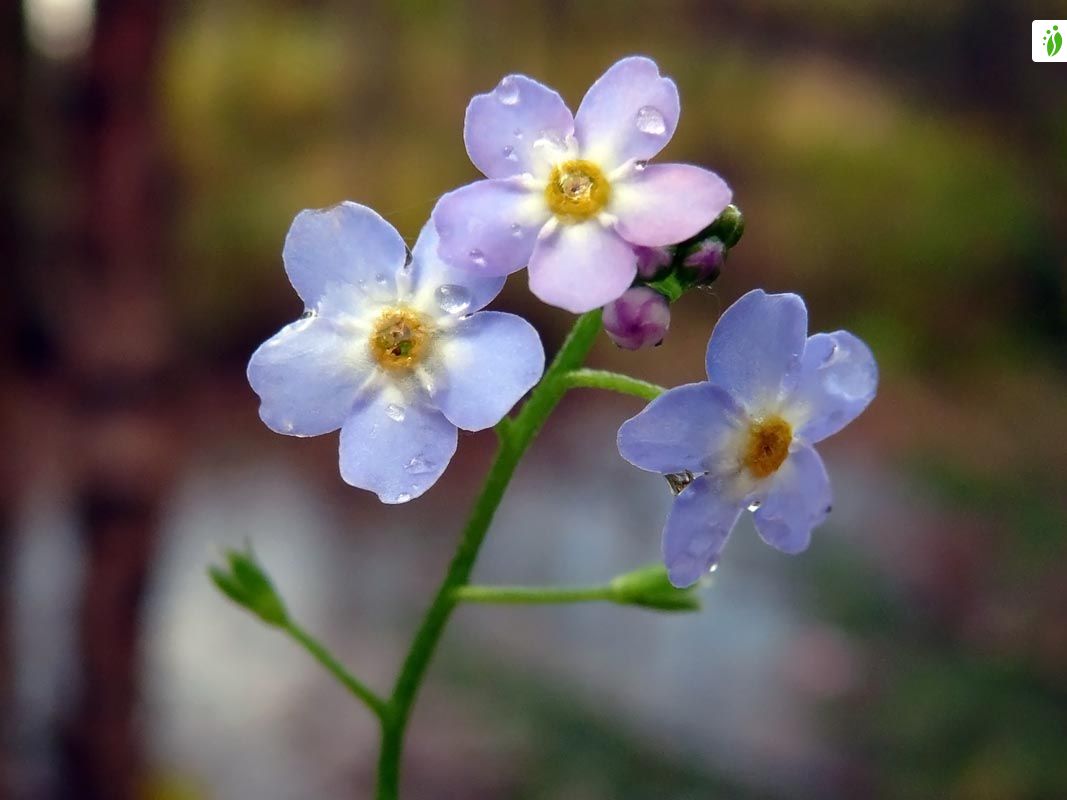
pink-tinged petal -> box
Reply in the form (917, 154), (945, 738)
(662, 474), (744, 587)
(527, 222), (636, 313)
(433, 179), (549, 277)
(465, 74), (575, 179)
(283, 202), (407, 308)
(408, 220), (505, 313)
(574, 56), (680, 168)
(247, 316), (369, 437)
(753, 443), (831, 554)
(338, 391), (458, 504)
(705, 289), (808, 411)
(431, 311), (545, 431)
(612, 164), (732, 247)
(790, 332), (878, 444)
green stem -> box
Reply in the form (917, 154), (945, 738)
(453, 584), (615, 605)
(375, 310), (604, 799)
(282, 619), (389, 721)
(560, 368), (665, 401)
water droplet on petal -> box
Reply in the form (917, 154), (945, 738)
(502, 144), (518, 161)
(496, 76), (520, 105)
(635, 105), (667, 135)
(513, 128), (523, 138)
(395, 492), (412, 503)
(386, 403), (405, 422)
(468, 249), (487, 268)
(509, 223), (523, 238)
(434, 284), (472, 315)
(299, 309), (316, 320)
(282, 420), (295, 432)
(747, 500), (762, 512)
(405, 456), (435, 475)
(707, 560), (719, 573)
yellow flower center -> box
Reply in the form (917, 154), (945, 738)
(368, 307), (431, 370)
(743, 416), (793, 479)
(545, 159), (611, 223)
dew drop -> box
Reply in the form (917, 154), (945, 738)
(395, 492), (412, 503)
(509, 223), (523, 238)
(434, 284), (472, 315)
(496, 76), (520, 105)
(282, 420), (295, 433)
(374, 272), (388, 285)
(707, 560), (719, 574)
(747, 499), (762, 512)
(513, 128), (523, 138)
(635, 105), (667, 135)
(502, 144), (518, 161)
(405, 456), (435, 475)
(385, 403), (405, 422)
(299, 309), (316, 320)
(468, 249), (487, 268)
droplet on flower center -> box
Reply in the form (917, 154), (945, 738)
(369, 307), (431, 370)
(743, 416), (793, 479)
(545, 159), (610, 223)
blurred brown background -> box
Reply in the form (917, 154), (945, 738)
(3, 0), (1066, 798)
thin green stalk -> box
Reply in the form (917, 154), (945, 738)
(375, 310), (604, 799)
(560, 368), (665, 401)
(453, 584), (615, 605)
(282, 619), (389, 721)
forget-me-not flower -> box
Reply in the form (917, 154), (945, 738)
(248, 202), (544, 503)
(617, 290), (877, 586)
(432, 56), (732, 313)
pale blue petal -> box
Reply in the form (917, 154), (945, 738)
(432, 312), (544, 431)
(662, 474), (743, 587)
(753, 443), (831, 554)
(283, 202), (407, 308)
(247, 316), (368, 437)
(464, 74), (575, 179)
(408, 221), (506, 313)
(574, 56), (680, 169)
(338, 391), (458, 504)
(432, 179), (549, 277)
(705, 289), (808, 410)
(617, 383), (743, 474)
(791, 332), (878, 443)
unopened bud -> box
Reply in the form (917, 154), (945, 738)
(681, 237), (725, 284)
(603, 287), (670, 350)
(633, 245), (673, 279)
(209, 548), (289, 627)
(609, 563), (702, 612)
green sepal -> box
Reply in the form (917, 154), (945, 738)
(609, 563), (702, 612)
(209, 548), (289, 627)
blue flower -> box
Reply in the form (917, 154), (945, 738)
(617, 290), (877, 586)
(431, 56), (732, 313)
(248, 202), (545, 503)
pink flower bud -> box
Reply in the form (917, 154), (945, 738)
(603, 287), (671, 350)
(633, 245), (673, 279)
(681, 237), (725, 284)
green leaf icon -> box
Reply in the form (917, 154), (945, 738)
(1051, 31), (1063, 57)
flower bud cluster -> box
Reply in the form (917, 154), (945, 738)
(603, 204), (745, 351)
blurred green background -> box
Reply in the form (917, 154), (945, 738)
(4, 1), (1066, 798)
